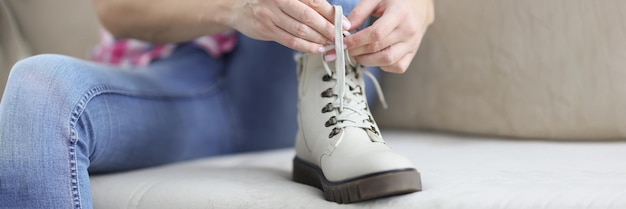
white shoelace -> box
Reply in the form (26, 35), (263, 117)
(320, 5), (388, 137)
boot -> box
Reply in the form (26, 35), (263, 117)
(292, 5), (422, 204)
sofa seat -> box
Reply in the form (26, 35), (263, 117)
(91, 131), (626, 209)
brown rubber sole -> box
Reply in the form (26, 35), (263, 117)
(292, 157), (422, 204)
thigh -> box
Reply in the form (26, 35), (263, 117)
(223, 34), (298, 153)
(0, 45), (232, 208)
(84, 45), (235, 173)
(1, 45), (234, 174)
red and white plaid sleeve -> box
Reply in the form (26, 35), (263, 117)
(91, 29), (237, 69)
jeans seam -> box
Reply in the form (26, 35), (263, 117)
(66, 80), (224, 208)
(69, 142), (80, 208)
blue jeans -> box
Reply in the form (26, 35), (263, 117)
(0, 1), (378, 208)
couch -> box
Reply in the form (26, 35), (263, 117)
(2, 0), (626, 208)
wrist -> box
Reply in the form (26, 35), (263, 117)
(210, 0), (238, 30)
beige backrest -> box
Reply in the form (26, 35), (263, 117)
(0, 0), (100, 101)
(0, 1), (31, 100)
(375, 0), (626, 140)
(5, 0), (100, 58)
(5, 0), (626, 140)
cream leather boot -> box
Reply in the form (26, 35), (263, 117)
(292, 6), (421, 204)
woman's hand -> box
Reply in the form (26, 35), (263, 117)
(93, 0), (344, 50)
(344, 0), (434, 73)
(226, 0), (349, 53)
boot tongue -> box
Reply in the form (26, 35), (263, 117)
(335, 127), (384, 148)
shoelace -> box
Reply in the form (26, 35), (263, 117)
(320, 5), (388, 139)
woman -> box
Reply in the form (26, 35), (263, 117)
(0, 0), (433, 208)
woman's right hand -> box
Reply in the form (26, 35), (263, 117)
(225, 0), (348, 53)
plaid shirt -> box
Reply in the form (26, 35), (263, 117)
(91, 30), (237, 68)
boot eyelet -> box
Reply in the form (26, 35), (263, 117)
(370, 126), (379, 135)
(321, 103), (333, 113)
(329, 128), (342, 138)
(325, 116), (338, 127)
(322, 74), (332, 81)
(321, 88), (334, 98)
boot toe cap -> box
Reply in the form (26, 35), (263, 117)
(320, 148), (416, 182)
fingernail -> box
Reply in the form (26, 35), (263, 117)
(326, 40), (333, 45)
(342, 18), (351, 30)
(318, 46), (326, 53)
(324, 54), (337, 62)
(343, 44), (347, 49)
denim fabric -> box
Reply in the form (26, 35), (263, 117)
(0, 1), (382, 208)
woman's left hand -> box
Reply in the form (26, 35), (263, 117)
(343, 0), (434, 73)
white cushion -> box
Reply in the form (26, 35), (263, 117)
(91, 131), (626, 208)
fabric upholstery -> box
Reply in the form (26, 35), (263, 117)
(0, 0), (100, 101)
(4, 0), (626, 139)
(0, 1), (31, 100)
(374, 0), (626, 140)
(3, 1), (626, 208)
(4, 0), (100, 59)
(91, 131), (626, 208)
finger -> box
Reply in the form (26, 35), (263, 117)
(355, 41), (413, 68)
(322, 46), (349, 62)
(300, 0), (351, 31)
(300, 0), (334, 22)
(348, 27), (405, 57)
(346, 0), (380, 31)
(344, 5), (401, 48)
(272, 22), (325, 53)
(274, 12), (329, 44)
(380, 52), (415, 73)
(280, 0), (335, 42)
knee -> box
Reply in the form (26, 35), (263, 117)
(1, 54), (100, 120)
(5, 54), (93, 101)
(8, 54), (82, 87)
